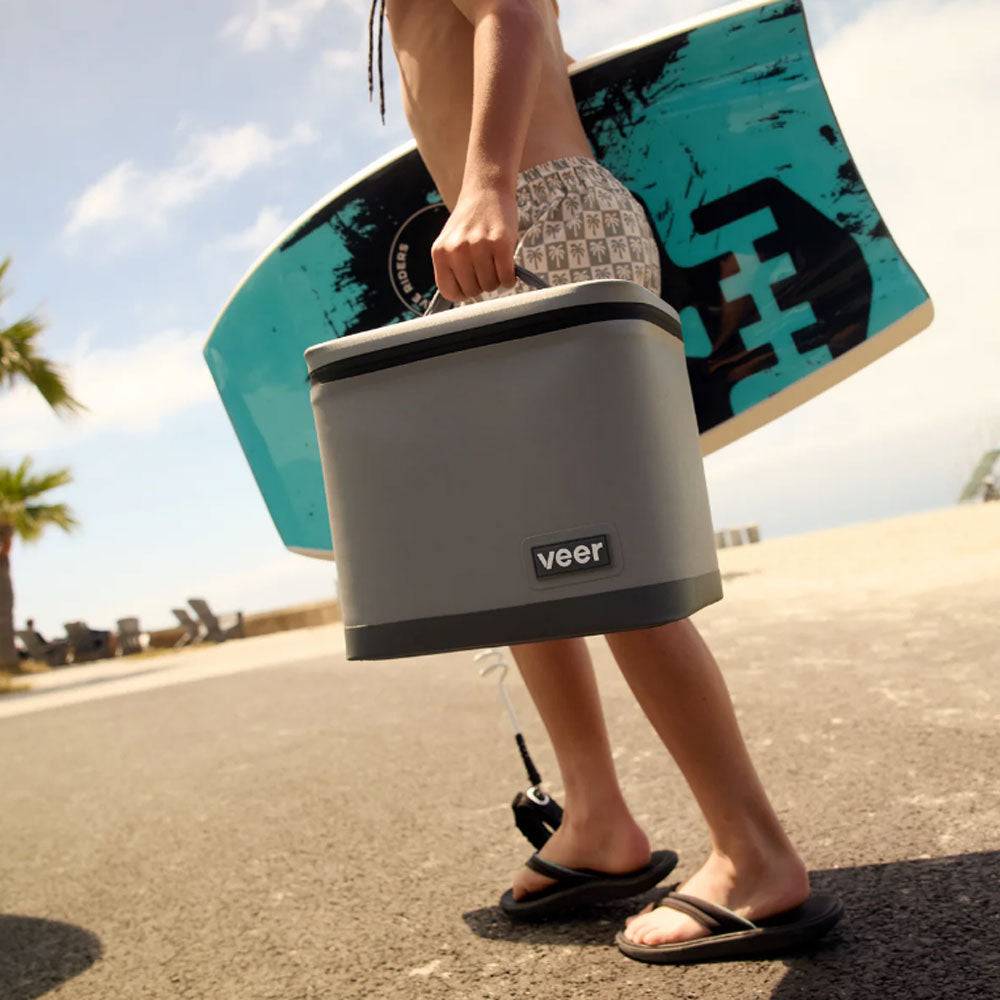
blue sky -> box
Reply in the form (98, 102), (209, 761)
(2, 0), (998, 635)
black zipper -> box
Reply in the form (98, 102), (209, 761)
(308, 300), (682, 385)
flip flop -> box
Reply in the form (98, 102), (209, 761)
(499, 849), (679, 920)
(615, 889), (844, 963)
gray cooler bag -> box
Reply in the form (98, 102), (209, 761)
(306, 280), (722, 660)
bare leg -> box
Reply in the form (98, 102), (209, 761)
(508, 637), (651, 899)
(607, 619), (809, 946)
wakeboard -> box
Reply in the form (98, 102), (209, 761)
(204, 0), (932, 558)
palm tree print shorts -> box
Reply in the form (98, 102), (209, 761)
(479, 156), (661, 300)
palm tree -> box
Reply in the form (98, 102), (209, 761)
(0, 461), (77, 668)
(1, 256), (83, 669)
(0, 256), (83, 415)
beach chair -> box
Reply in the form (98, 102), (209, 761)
(116, 617), (147, 656)
(64, 621), (114, 662)
(187, 598), (245, 643)
(172, 608), (203, 647)
(15, 629), (71, 667)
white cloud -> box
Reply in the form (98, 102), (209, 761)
(210, 205), (292, 256)
(63, 122), (317, 244)
(223, 0), (332, 52)
(0, 330), (217, 452)
(322, 45), (364, 72)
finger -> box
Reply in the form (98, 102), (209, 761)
(471, 244), (501, 295)
(433, 244), (479, 302)
(494, 241), (517, 289)
(449, 252), (482, 301)
(432, 255), (464, 303)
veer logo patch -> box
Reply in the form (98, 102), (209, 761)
(532, 535), (612, 580)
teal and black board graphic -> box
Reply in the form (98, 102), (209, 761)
(205, 0), (933, 559)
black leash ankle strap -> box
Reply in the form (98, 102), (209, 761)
(512, 789), (563, 850)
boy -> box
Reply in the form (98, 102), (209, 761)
(374, 0), (841, 962)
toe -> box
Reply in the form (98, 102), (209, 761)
(622, 909), (709, 947)
(623, 899), (658, 936)
(511, 867), (555, 902)
(622, 912), (653, 944)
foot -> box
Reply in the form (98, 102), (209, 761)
(621, 847), (810, 946)
(511, 816), (651, 901)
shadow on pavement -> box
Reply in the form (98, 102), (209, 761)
(463, 852), (1000, 995)
(0, 915), (102, 1000)
(462, 884), (677, 948)
(773, 852), (1000, 999)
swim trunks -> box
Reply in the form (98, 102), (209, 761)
(479, 156), (662, 300)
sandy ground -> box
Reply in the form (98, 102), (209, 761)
(715, 502), (999, 604)
(1, 503), (997, 999)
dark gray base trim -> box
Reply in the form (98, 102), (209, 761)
(345, 572), (723, 660)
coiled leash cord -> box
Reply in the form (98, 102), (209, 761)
(475, 648), (564, 849)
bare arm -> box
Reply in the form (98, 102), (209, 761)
(431, 0), (545, 301)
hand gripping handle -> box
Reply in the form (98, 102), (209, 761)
(424, 265), (549, 316)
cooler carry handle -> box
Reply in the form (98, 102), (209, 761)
(424, 265), (549, 316)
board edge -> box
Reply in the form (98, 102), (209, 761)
(798, 0), (932, 309)
(699, 298), (935, 456)
(202, 137), (419, 359)
(568, 0), (774, 74)
(288, 545), (336, 561)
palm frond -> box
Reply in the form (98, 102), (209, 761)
(18, 504), (78, 542)
(0, 256), (11, 303)
(22, 464), (73, 495)
(0, 458), (77, 543)
(18, 354), (84, 414)
(0, 256), (86, 415)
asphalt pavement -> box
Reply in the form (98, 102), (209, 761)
(2, 506), (998, 999)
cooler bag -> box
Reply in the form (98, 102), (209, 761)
(305, 279), (722, 660)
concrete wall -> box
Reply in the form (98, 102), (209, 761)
(242, 600), (342, 638)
